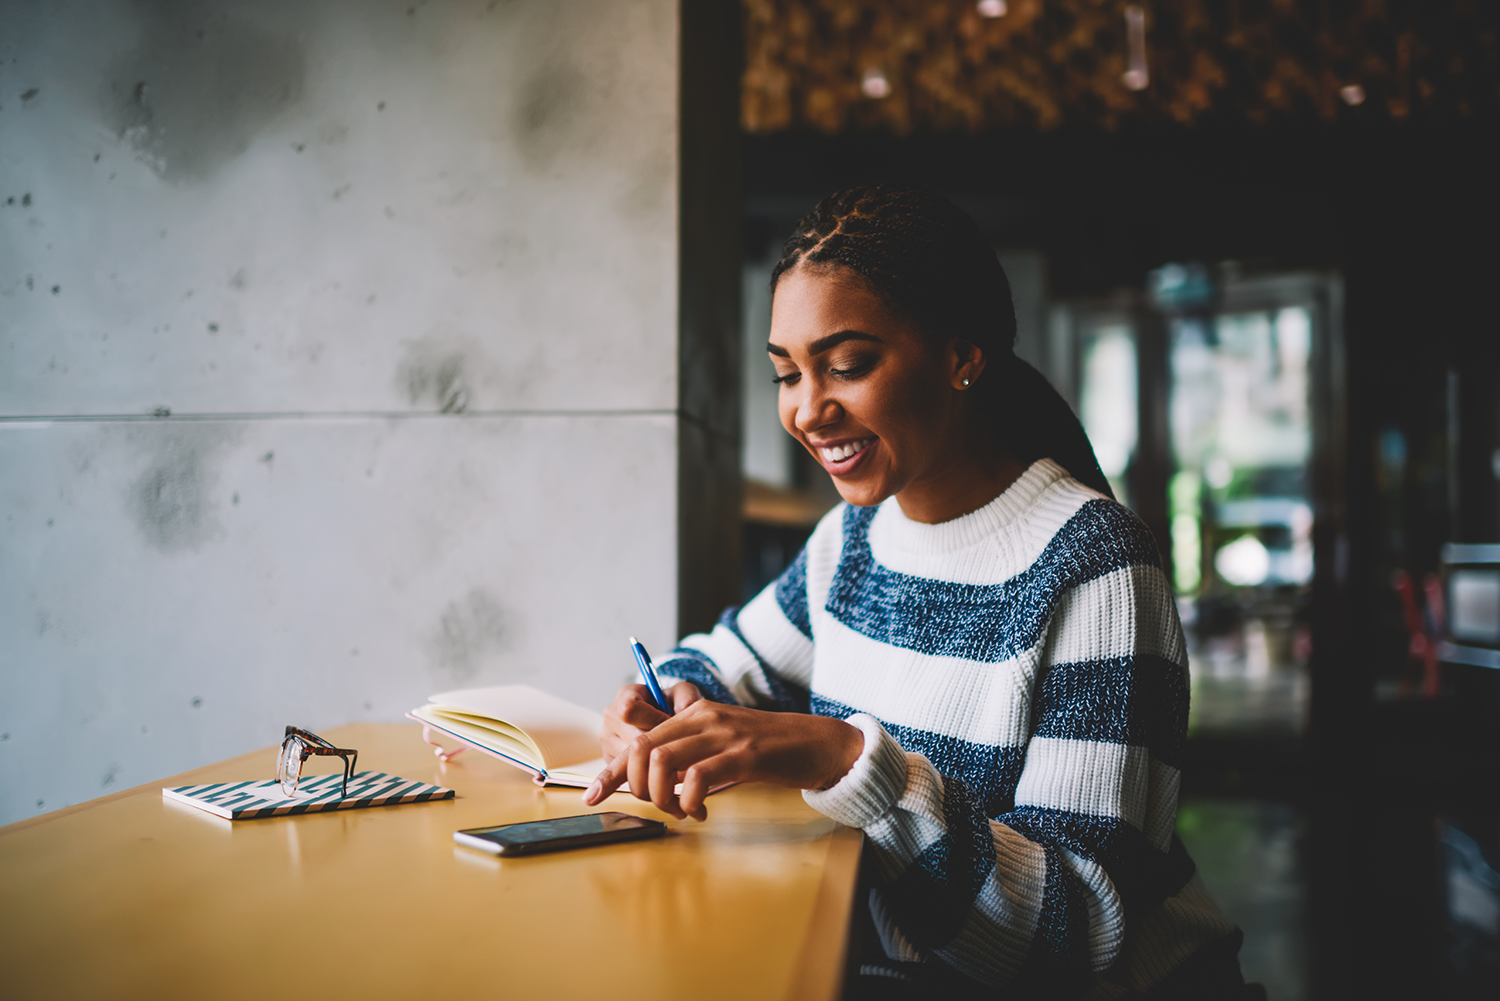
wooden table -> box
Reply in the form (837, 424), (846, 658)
(0, 724), (864, 1001)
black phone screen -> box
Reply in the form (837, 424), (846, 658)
(455, 812), (665, 856)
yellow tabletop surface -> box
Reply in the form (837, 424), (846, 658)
(0, 723), (864, 1001)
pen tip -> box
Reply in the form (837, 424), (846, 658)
(628, 636), (638, 646)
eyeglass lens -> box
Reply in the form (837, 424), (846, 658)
(278, 734), (303, 796)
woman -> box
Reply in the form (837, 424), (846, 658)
(584, 184), (1248, 998)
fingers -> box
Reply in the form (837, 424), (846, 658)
(612, 684), (672, 730)
(599, 724), (642, 762)
(670, 682), (704, 714)
(624, 688), (673, 729)
(599, 684), (674, 761)
(589, 705), (859, 818)
(645, 733), (724, 820)
(623, 728), (676, 812)
(584, 748), (628, 806)
(677, 754), (739, 822)
(588, 712), (681, 809)
(583, 721), (726, 821)
(646, 742), (685, 820)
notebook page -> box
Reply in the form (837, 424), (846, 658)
(544, 760), (608, 788)
(425, 685), (604, 770)
(410, 707), (542, 769)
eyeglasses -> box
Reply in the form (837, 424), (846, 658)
(276, 727), (359, 798)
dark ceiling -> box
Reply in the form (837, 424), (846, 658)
(743, 0), (1500, 133)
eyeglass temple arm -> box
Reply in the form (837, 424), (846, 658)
(307, 747), (358, 795)
(289, 742), (359, 791)
(338, 749), (357, 795)
(298, 746), (358, 782)
(300, 744), (358, 757)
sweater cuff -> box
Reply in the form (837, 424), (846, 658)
(803, 713), (909, 829)
(652, 655), (738, 707)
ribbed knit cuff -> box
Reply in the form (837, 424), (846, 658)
(652, 655), (738, 707)
(803, 713), (909, 829)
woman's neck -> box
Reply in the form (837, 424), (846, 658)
(893, 430), (1028, 525)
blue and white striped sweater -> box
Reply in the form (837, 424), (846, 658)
(656, 459), (1235, 995)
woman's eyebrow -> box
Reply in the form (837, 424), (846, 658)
(766, 330), (882, 357)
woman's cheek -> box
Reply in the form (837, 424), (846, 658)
(893, 368), (951, 431)
(782, 410), (805, 443)
(776, 391), (798, 436)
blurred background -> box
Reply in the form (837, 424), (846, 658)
(3, 2), (1498, 997)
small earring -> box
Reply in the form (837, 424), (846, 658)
(960, 377), (971, 387)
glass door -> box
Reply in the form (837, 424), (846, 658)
(1059, 271), (1340, 736)
(1167, 288), (1318, 735)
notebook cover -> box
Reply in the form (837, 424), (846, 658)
(162, 771), (455, 820)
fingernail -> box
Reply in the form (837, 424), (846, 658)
(584, 779), (601, 802)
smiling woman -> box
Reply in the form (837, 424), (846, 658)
(764, 184), (1113, 516)
(766, 267), (1023, 520)
(584, 185), (1252, 1000)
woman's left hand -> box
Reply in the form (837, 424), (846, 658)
(581, 701), (864, 822)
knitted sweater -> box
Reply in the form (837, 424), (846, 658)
(655, 459), (1237, 997)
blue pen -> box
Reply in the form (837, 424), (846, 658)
(629, 636), (672, 715)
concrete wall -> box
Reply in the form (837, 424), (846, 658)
(741, 247), (788, 487)
(0, 0), (740, 826)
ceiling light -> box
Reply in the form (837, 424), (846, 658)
(977, 0), (1008, 17)
(1122, 6), (1149, 91)
(861, 68), (891, 99)
(1340, 84), (1366, 106)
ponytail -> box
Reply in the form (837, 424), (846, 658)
(990, 357), (1114, 500)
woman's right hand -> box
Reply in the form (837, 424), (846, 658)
(599, 681), (703, 760)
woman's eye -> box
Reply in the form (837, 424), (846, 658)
(829, 358), (874, 379)
(771, 371), (800, 386)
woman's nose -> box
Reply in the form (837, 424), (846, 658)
(794, 381), (841, 433)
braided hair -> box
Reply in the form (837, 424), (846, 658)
(770, 183), (1114, 500)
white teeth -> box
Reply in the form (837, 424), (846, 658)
(820, 438), (872, 463)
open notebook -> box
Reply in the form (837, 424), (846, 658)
(408, 685), (607, 788)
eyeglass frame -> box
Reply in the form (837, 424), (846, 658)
(276, 726), (359, 798)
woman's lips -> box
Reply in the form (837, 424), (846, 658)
(816, 437), (874, 475)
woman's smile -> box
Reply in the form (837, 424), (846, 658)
(814, 436), (875, 470)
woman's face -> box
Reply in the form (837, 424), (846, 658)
(767, 266), (985, 515)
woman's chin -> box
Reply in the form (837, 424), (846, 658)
(830, 477), (891, 509)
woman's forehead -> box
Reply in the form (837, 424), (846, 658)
(769, 268), (918, 347)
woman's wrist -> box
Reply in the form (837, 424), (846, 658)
(815, 717), (867, 790)
(803, 714), (910, 829)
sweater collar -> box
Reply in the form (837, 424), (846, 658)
(869, 458), (1067, 556)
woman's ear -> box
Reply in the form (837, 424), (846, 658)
(949, 339), (987, 390)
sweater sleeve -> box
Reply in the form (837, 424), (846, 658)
(651, 546), (819, 712)
(805, 556), (1197, 992)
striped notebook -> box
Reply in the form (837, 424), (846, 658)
(162, 771), (454, 820)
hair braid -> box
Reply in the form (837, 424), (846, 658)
(770, 183), (1113, 500)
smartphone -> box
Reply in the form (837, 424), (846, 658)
(454, 812), (667, 856)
